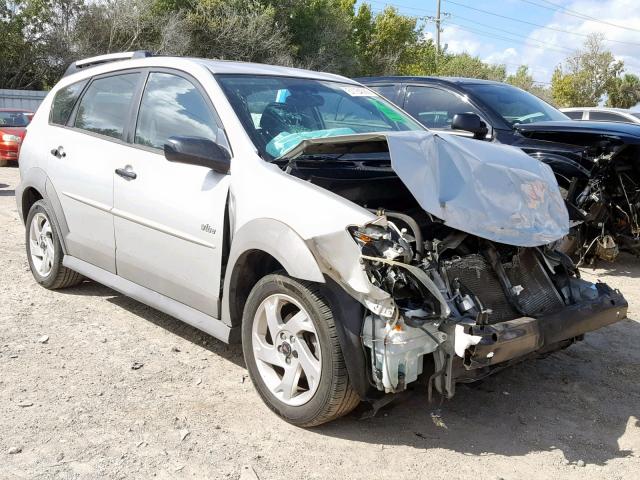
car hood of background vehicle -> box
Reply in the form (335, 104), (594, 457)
(515, 121), (640, 143)
(279, 130), (569, 247)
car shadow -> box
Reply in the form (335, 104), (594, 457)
(316, 316), (640, 466)
(579, 252), (640, 278)
(59, 280), (245, 368)
(57, 282), (637, 465)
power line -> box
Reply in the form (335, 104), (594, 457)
(446, 20), (573, 55)
(443, 0), (640, 46)
(517, 0), (640, 34)
(370, 1), (575, 54)
(368, 5), (553, 85)
(446, 17), (574, 53)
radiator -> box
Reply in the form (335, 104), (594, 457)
(441, 250), (564, 324)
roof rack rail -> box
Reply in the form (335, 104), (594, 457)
(63, 51), (153, 78)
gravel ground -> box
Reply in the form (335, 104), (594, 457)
(1, 166), (639, 480)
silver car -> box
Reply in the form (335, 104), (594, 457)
(17, 52), (628, 426)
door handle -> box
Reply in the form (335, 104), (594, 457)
(115, 167), (137, 180)
(50, 146), (66, 158)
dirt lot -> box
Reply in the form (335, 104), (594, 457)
(1, 165), (639, 480)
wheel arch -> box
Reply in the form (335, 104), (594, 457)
(221, 218), (325, 329)
(18, 167), (69, 254)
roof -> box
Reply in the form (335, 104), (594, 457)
(561, 107), (639, 114)
(62, 52), (356, 85)
(356, 76), (504, 86)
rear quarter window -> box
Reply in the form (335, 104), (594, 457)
(49, 80), (88, 125)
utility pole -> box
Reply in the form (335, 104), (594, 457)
(436, 0), (441, 55)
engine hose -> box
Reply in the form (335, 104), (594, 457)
(370, 208), (424, 260)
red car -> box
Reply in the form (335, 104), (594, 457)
(0, 108), (33, 166)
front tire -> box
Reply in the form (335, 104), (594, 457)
(25, 200), (83, 289)
(242, 273), (360, 427)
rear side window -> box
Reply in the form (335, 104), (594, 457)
(74, 73), (140, 140)
(50, 80), (87, 125)
(135, 72), (218, 149)
(589, 111), (626, 122)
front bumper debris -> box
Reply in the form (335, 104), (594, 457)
(457, 289), (627, 369)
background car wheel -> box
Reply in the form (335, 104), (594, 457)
(25, 200), (83, 289)
(242, 273), (360, 427)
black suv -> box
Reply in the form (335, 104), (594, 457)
(359, 76), (640, 263)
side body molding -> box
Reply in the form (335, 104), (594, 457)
(221, 218), (325, 326)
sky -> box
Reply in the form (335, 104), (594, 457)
(362, 0), (640, 86)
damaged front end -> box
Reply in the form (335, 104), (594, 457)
(281, 131), (628, 400)
(351, 215), (626, 398)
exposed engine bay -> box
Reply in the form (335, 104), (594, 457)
(276, 132), (628, 399)
(517, 128), (640, 265)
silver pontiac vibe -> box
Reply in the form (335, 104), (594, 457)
(16, 52), (628, 426)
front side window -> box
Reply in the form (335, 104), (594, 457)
(215, 75), (423, 159)
(135, 73), (219, 149)
(74, 73), (140, 140)
(50, 80), (87, 125)
(404, 86), (482, 130)
(464, 83), (568, 126)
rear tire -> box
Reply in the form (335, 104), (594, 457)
(242, 273), (360, 427)
(25, 200), (83, 289)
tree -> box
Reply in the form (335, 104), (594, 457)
(353, 5), (428, 76)
(551, 34), (623, 107)
(506, 65), (554, 104)
(606, 73), (640, 109)
(436, 53), (505, 81)
(187, 0), (292, 65)
(507, 65), (534, 91)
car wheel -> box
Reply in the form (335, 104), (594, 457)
(242, 273), (360, 427)
(26, 200), (83, 289)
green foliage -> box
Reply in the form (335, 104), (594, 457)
(606, 74), (640, 109)
(436, 53), (505, 81)
(3, 0), (609, 101)
(551, 34), (624, 107)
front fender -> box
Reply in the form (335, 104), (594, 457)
(221, 218), (325, 325)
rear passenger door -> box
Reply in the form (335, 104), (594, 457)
(46, 72), (142, 273)
(112, 70), (230, 318)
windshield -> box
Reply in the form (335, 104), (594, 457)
(464, 83), (568, 126)
(215, 74), (423, 159)
(0, 111), (30, 127)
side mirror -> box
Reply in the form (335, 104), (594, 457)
(451, 113), (489, 139)
(164, 136), (231, 174)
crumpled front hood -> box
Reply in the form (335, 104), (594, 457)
(279, 130), (569, 247)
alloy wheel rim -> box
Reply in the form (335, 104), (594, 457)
(29, 212), (54, 277)
(251, 293), (322, 407)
